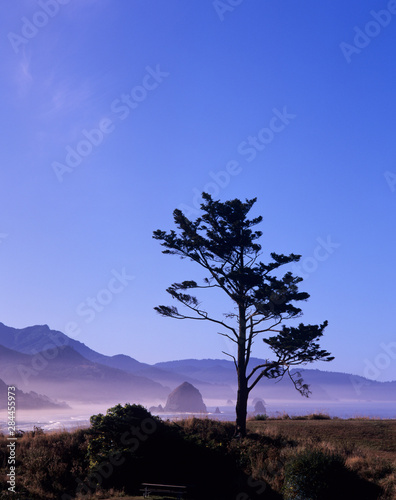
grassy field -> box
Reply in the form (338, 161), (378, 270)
(177, 416), (396, 498)
(247, 417), (396, 498)
(249, 418), (396, 458)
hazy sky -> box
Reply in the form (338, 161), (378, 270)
(1, 1), (396, 381)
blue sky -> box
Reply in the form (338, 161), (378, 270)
(1, 0), (396, 381)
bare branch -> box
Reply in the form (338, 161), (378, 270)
(218, 331), (238, 342)
(222, 351), (238, 370)
(168, 289), (238, 336)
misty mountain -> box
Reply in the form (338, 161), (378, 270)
(0, 377), (69, 410)
(155, 358), (396, 402)
(0, 322), (231, 396)
(1, 322), (395, 405)
(0, 322), (182, 378)
(0, 343), (168, 404)
(155, 358), (237, 384)
(96, 354), (211, 389)
(0, 322), (147, 370)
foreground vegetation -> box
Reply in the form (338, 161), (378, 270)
(0, 405), (395, 499)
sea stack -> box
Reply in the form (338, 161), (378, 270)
(164, 381), (207, 413)
(254, 400), (266, 415)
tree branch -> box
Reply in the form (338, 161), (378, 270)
(223, 351), (238, 371)
(247, 361), (282, 392)
(218, 331), (238, 343)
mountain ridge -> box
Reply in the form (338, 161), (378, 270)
(0, 322), (395, 405)
(0, 341), (169, 404)
(0, 377), (69, 410)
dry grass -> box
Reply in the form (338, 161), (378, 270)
(0, 427), (89, 499)
(248, 418), (396, 457)
(245, 418), (396, 499)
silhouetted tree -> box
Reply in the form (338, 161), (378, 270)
(153, 193), (334, 436)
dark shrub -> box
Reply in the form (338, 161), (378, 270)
(254, 414), (268, 421)
(307, 413), (331, 420)
(283, 449), (383, 500)
(87, 404), (164, 494)
(87, 405), (252, 499)
(283, 449), (347, 500)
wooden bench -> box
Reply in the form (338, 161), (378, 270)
(141, 482), (187, 499)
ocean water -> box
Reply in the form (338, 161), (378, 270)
(1, 400), (395, 433)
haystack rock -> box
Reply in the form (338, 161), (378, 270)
(164, 382), (207, 413)
(254, 400), (266, 415)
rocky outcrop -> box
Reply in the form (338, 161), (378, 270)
(149, 404), (164, 413)
(164, 382), (207, 413)
(254, 400), (266, 415)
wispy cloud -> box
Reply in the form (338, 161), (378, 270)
(41, 76), (94, 117)
(15, 49), (33, 98)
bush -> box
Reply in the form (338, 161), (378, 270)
(87, 403), (165, 494)
(307, 413), (331, 420)
(87, 407), (263, 499)
(254, 414), (268, 421)
(0, 428), (89, 499)
(88, 403), (162, 465)
(283, 449), (347, 500)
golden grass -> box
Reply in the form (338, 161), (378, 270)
(244, 418), (396, 499)
(248, 418), (396, 458)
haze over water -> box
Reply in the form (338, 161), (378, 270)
(5, 400), (395, 434)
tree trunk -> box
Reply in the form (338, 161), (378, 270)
(235, 303), (248, 437)
(235, 372), (249, 437)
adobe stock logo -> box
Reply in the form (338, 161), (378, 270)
(76, 268), (135, 324)
(290, 236), (340, 279)
(340, 4), (396, 63)
(350, 341), (396, 395)
(8, 0), (71, 54)
(179, 106), (296, 218)
(17, 331), (69, 385)
(213, 0), (245, 22)
(363, 341), (396, 380)
(52, 65), (169, 182)
(384, 170), (396, 192)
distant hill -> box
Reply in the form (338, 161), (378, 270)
(0, 322), (186, 379)
(0, 343), (169, 404)
(155, 358), (238, 383)
(0, 322), (395, 406)
(0, 378), (69, 410)
(0, 322), (147, 369)
(155, 358), (396, 402)
(0, 322), (232, 398)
